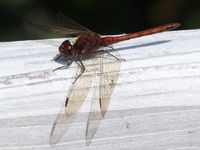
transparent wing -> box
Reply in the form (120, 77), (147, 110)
(86, 51), (121, 145)
(57, 12), (91, 32)
(50, 59), (93, 145)
(99, 52), (121, 117)
(28, 13), (90, 36)
(85, 62), (102, 145)
(28, 20), (87, 36)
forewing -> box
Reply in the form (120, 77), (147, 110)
(99, 51), (121, 117)
(50, 59), (93, 145)
(85, 55), (102, 145)
(86, 52), (121, 145)
(57, 12), (91, 32)
(28, 20), (87, 36)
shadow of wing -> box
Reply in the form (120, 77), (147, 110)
(50, 59), (93, 145)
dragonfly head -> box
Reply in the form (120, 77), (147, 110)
(59, 40), (73, 57)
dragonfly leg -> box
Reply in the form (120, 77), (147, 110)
(106, 45), (114, 49)
(106, 46), (126, 61)
(52, 60), (73, 72)
(73, 57), (85, 84)
(95, 50), (126, 61)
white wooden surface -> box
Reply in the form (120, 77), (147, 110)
(1, 30), (200, 150)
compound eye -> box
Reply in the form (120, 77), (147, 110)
(62, 40), (72, 50)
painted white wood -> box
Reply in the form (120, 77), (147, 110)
(1, 30), (200, 149)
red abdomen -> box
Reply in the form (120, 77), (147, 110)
(101, 23), (180, 46)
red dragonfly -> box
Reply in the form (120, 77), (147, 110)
(29, 13), (180, 145)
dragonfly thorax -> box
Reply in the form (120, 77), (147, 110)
(59, 40), (73, 57)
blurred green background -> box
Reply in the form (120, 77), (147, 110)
(0, 0), (200, 41)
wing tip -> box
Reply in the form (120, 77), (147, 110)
(49, 134), (59, 146)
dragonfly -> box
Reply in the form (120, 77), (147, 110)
(29, 13), (180, 145)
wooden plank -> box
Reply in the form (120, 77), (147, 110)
(0, 30), (200, 149)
